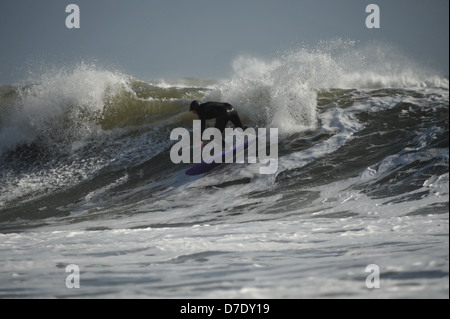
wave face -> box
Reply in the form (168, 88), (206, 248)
(0, 41), (448, 298)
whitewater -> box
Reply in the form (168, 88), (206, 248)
(0, 41), (448, 298)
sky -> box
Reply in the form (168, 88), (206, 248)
(0, 0), (448, 84)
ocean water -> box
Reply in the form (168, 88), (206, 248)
(0, 41), (448, 298)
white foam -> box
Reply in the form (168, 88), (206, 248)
(206, 40), (448, 136)
(0, 63), (131, 155)
(0, 214), (447, 298)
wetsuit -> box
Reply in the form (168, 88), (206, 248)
(195, 102), (243, 135)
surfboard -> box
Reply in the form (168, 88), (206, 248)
(185, 136), (257, 176)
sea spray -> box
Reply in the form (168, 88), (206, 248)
(206, 39), (448, 134)
(0, 63), (130, 155)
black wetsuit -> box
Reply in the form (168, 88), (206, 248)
(195, 102), (243, 135)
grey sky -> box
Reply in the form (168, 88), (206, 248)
(0, 0), (448, 84)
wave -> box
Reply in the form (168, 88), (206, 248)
(0, 40), (448, 299)
(0, 64), (205, 156)
(0, 64), (125, 155)
(206, 39), (448, 134)
(1, 40), (447, 156)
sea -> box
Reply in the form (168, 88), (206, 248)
(0, 41), (448, 298)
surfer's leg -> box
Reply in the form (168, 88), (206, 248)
(214, 116), (228, 134)
(214, 116), (229, 147)
(229, 110), (243, 129)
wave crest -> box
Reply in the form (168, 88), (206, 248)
(206, 40), (448, 134)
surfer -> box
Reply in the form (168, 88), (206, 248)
(189, 101), (244, 136)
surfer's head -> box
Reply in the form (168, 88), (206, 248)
(189, 100), (200, 113)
